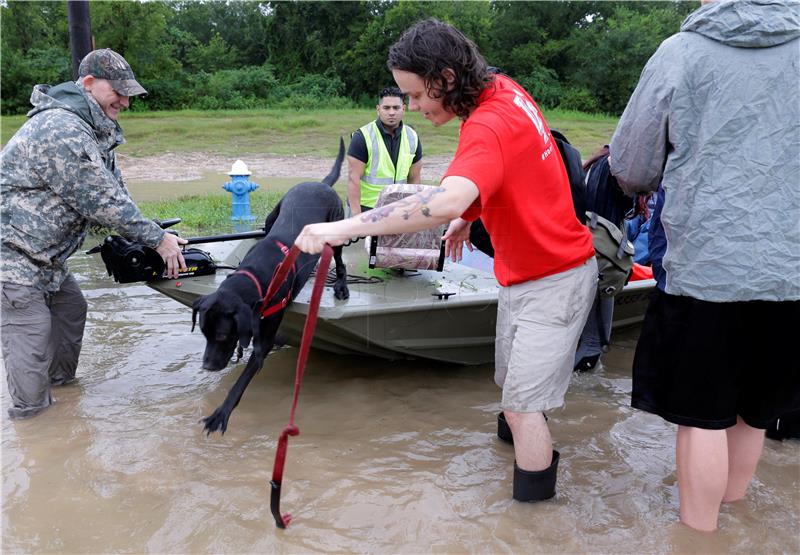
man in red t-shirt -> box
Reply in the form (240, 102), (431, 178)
(295, 19), (596, 502)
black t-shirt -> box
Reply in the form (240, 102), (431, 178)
(347, 119), (423, 168)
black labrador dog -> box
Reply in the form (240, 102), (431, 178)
(192, 139), (349, 434)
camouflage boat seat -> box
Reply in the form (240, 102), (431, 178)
(367, 184), (446, 271)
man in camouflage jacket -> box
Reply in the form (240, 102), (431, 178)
(0, 49), (186, 419)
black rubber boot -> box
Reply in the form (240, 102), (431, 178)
(513, 450), (560, 502)
(574, 354), (600, 372)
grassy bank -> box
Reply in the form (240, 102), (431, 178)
(136, 190), (283, 235)
(1, 106), (618, 159)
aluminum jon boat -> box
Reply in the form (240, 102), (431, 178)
(148, 239), (655, 366)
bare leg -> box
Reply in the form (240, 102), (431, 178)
(723, 416), (764, 502)
(505, 410), (552, 470)
(676, 425), (728, 531)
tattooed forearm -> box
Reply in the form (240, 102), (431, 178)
(361, 203), (398, 223)
(360, 187), (446, 223)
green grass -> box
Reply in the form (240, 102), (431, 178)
(136, 190), (284, 236)
(2, 106), (619, 159)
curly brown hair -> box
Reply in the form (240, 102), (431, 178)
(387, 18), (493, 120)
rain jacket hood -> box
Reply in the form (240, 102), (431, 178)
(609, 0), (800, 302)
(28, 82), (92, 121)
(681, 0), (800, 48)
(27, 81), (124, 150)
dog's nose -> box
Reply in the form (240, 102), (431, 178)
(202, 360), (224, 372)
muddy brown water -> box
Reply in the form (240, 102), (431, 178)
(4, 150), (800, 554)
(2, 246), (799, 554)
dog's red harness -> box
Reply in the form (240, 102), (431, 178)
(259, 241), (297, 318)
(234, 241), (296, 319)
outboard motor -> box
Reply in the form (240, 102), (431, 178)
(90, 235), (216, 283)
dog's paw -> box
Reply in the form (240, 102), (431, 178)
(334, 283), (350, 300)
(202, 408), (230, 435)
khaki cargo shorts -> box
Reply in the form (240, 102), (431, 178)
(495, 257), (597, 413)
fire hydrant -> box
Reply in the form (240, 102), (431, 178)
(223, 160), (259, 221)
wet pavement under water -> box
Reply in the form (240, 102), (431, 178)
(2, 249), (799, 554)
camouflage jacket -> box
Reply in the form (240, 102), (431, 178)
(0, 82), (164, 291)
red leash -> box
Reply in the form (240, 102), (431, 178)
(268, 244), (333, 529)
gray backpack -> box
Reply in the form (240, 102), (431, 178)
(586, 211), (635, 297)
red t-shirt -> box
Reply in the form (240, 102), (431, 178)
(445, 75), (594, 286)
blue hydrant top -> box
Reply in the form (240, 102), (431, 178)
(223, 160), (259, 221)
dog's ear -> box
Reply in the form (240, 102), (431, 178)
(263, 199), (282, 234)
(332, 198), (345, 222)
(235, 302), (254, 349)
(191, 296), (208, 332)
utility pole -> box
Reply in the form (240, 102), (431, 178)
(67, 1), (93, 80)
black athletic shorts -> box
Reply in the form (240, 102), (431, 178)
(631, 289), (800, 430)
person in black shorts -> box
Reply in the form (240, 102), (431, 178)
(608, 0), (800, 531)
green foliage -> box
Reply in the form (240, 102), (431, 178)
(1, 47), (71, 114)
(486, 1), (588, 72)
(90, 1), (181, 79)
(344, 1), (493, 102)
(483, 1), (695, 113)
(185, 33), (240, 73)
(169, 0), (267, 66)
(558, 87), (600, 114)
(562, 2), (696, 113)
(1, 0), (68, 53)
(134, 76), (192, 112)
(272, 73), (346, 102)
(1, 1), (70, 114)
(264, 0), (372, 81)
(196, 65), (279, 107)
(1, 0), (698, 116)
(512, 64), (564, 110)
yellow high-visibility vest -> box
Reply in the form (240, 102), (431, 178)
(359, 121), (418, 208)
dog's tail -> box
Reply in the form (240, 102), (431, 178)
(321, 137), (345, 188)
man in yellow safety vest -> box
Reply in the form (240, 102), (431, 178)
(346, 86), (423, 214)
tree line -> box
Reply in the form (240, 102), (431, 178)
(1, 0), (696, 116)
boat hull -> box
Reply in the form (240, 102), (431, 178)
(148, 239), (653, 365)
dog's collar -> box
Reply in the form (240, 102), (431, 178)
(232, 269), (263, 299)
(275, 240), (290, 256)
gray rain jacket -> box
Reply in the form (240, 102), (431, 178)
(0, 82), (164, 291)
(609, 0), (800, 302)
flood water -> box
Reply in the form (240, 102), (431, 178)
(2, 248), (799, 554)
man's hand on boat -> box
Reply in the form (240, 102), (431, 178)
(295, 177), (481, 255)
(156, 232), (188, 278)
(443, 217), (473, 263)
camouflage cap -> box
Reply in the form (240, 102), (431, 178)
(78, 49), (147, 96)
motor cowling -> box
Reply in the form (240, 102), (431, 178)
(97, 235), (216, 283)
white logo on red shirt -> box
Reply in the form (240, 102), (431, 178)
(512, 90), (549, 145)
